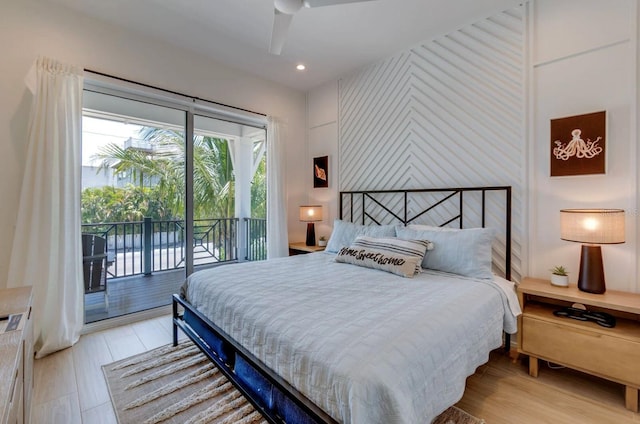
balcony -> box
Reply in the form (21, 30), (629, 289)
(82, 217), (266, 323)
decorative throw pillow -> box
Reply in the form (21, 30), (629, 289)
(325, 220), (397, 253)
(335, 236), (433, 278)
(395, 226), (494, 279)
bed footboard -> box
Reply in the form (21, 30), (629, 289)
(172, 294), (338, 424)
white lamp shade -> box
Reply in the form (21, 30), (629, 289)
(560, 209), (625, 244)
(299, 205), (323, 222)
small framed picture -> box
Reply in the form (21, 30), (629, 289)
(550, 111), (606, 177)
(313, 156), (328, 188)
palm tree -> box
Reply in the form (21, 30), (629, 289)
(251, 152), (266, 218)
(93, 127), (236, 220)
(192, 134), (235, 219)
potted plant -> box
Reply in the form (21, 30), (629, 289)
(317, 236), (327, 247)
(550, 266), (569, 287)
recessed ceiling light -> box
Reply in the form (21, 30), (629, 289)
(296, 64), (306, 71)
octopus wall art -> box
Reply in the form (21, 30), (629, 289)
(550, 111), (606, 177)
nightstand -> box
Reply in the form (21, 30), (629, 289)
(288, 242), (325, 255)
(517, 277), (640, 412)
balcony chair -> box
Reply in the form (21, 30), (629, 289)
(82, 234), (109, 310)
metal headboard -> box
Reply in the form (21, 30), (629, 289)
(339, 186), (512, 281)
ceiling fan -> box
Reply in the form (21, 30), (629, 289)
(269, 0), (376, 55)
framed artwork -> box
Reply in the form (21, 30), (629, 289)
(313, 156), (328, 188)
(550, 111), (606, 177)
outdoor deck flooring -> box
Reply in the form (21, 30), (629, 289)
(84, 262), (229, 323)
(84, 269), (184, 323)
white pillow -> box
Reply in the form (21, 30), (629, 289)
(395, 226), (494, 279)
(335, 236), (432, 278)
(325, 219), (396, 253)
(405, 224), (460, 232)
(405, 224), (447, 231)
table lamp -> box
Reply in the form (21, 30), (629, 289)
(299, 205), (323, 246)
(560, 209), (625, 294)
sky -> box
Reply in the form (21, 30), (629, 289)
(82, 116), (143, 167)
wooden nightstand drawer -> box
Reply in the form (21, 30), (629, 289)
(522, 314), (640, 386)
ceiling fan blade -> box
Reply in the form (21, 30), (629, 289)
(304, 0), (375, 7)
(269, 9), (294, 55)
(274, 0), (304, 14)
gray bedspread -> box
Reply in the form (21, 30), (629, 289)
(182, 252), (518, 423)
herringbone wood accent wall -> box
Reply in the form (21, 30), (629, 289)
(339, 6), (525, 280)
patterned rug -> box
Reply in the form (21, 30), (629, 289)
(103, 342), (485, 424)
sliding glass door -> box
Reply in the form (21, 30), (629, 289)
(192, 115), (267, 267)
(81, 89), (266, 324)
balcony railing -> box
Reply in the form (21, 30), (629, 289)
(82, 217), (254, 279)
(245, 218), (266, 261)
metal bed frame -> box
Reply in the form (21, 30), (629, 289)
(173, 186), (512, 424)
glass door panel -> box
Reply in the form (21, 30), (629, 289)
(82, 91), (186, 323)
(81, 89), (267, 325)
(192, 115), (267, 267)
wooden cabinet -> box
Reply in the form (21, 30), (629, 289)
(0, 287), (33, 424)
(517, 278), (640, 412)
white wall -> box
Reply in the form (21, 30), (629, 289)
(303, 80), (340, 242)
(307, 0), (640, 293)
(315, 7), (527, 281)
(0, 0), (307, 288)
(530, 0), (638, 292)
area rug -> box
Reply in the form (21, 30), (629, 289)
(103, 342), (485, 424)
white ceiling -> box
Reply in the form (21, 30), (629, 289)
(42, 0), (522, 92)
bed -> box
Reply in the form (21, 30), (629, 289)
(173, 187), (519, 424)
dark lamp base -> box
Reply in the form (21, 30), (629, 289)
(305, 223), (316, 246)
(577, 244), (606, 294)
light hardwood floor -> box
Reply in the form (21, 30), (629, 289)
(31, 315), (640, 424)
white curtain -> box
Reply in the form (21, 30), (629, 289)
(8, 57), (84, 358)
(266, 117), (289, 258)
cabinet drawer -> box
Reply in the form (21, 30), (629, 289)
(522, 315), (640, 386)
(6, 371), (19, 424)
(6, 344), (24, 424)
